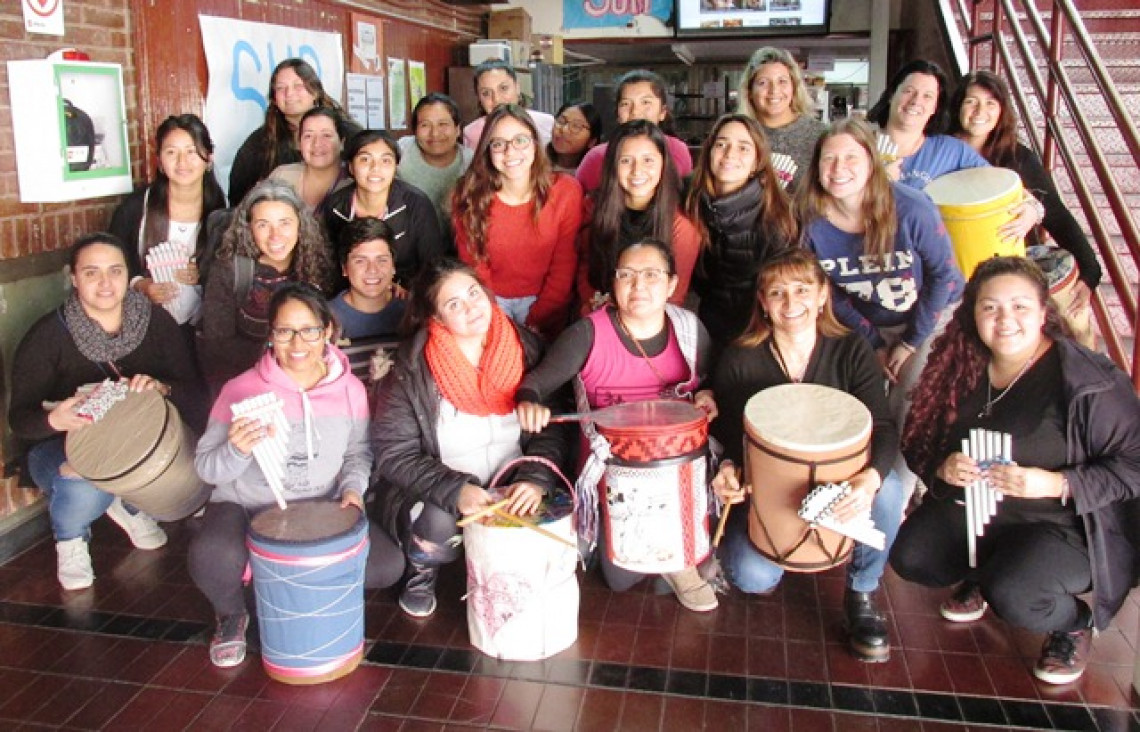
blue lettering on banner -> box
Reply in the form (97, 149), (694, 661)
(229, 40), (324, 113)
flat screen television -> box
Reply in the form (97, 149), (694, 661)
(675, 0), (830, 37)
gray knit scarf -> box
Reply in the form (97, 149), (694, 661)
(63, 289), (151, 364)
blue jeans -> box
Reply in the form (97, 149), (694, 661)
(721, 468), (905, 594)
(495, 295), (537, 326)
(26, 438), (115, 542)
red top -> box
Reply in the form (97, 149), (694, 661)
(574, 135), (694, 194)
(455, 173), (584, 337)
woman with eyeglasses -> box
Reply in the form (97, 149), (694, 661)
(453, 105), (583, 339)
(192, 283), (404, 668)
(371, 259), (572, 618)
(516, 238), (720, 613)
(548, 102), (602, 173)
(577, 120), (700, 314)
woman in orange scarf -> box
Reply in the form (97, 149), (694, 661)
(371, 259), (571, 618)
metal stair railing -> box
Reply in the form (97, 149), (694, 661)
(946, 0), (1140, 390)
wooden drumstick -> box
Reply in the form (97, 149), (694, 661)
(456, 498), (512, 528)
(491, 508), (577, 549)
(712, 460), (743, 547)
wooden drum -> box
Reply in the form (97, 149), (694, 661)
(743, 384), (871, 572)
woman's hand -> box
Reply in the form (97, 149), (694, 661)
(393, 283), (409, 300)
(884, 159), (903, 182)
(693, 389), (719, 421)
(47, 396), (91, 433)
(504, 481), (544, 516)
(984, 464), (1064, 500)
(228, 416), (272, 457)
(137, 277), (178, 305)
(457, 483), (494, 516)
(125, 374), (169, 395)
(937, 451), (981, 487)
(1001, 198), (1041, 243)
(884, 342), (915, 384)
(340, 489), (364, 512)
(831, 468), (882, 523)
(711, 461), (749, 505)
(174, 259), (200, 286)
(516, 401), (551, 433)
(1067, 280), (1091, 317)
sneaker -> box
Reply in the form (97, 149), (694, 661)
(1034, 626), (1093, 684)
(56, 538), (94, 591)
(209, 613), (250, 668)
(662, 567), (718, 612)
(105, 498), (167, 550)
(399, 561), (438, 618)
(940, 582), (988, 623)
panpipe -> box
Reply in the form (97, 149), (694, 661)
(876, 133), (900, 165)
(230, 393), (291, 509)
(145, 241), (193, 315)
(771, 153), (797, 190)
(798, 482), (886, 551)
(961, 428), (1012, 568)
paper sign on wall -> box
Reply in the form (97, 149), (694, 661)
(23, 0), (64, 36)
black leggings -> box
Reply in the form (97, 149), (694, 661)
(189, 501), (405, 617)
(890, 493), (1092, 633)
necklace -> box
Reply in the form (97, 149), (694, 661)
(978, 345), (1043, 419)
(614, 310), (673, 395)
(770, 337), (809, 383)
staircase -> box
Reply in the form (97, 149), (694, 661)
(944, 0), (1140, 384)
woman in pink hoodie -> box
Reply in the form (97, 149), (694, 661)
(190, 283), (403, 668)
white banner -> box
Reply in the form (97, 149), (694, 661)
(198, 15), (344, 200)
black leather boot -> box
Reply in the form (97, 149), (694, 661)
(844, 589), (890, 663)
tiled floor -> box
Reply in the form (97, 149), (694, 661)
(0, 514), (1138, 730)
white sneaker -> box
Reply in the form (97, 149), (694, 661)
(56, 538), (94, 590)
(105, 498), (167, 550)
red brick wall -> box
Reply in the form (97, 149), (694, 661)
(0, 0), (137, 261)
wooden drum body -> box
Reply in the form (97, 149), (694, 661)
(247, 501), (369, 685)
(743, 384), (871, 572)
(598, 400), (710, 575)
(65, 390), (207, 521)
(926, 167), (1026, 279)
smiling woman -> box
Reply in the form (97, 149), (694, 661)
(268, 107), (352, 217)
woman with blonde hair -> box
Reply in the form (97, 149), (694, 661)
(737, 47), (826, 190)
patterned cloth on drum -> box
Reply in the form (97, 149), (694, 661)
(925, 167), (1026, 279)
(247, 501), (369, 684)
(464, 456), (578, 661)
(596, 400), (710, 574)
(65, 389), (208, 520)
(1028, 245), (1095, 349)
(743, 384), (872, 572)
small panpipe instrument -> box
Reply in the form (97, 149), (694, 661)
(770, 153), (798, 189)
(961, 428), (1012, 568)
(230, 393), (291, 509)
(798, 482), (886, 551)
(876, 133), (900, 164)
(145, 240), (192, 284)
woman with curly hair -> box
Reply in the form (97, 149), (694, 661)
(685, 113), (798, 355)
(737, 47), (826, 190)
(890, 256), (1140, 685)
(228, 59), (358, 206)
(577, 120), (700, 314)
(948, 70), (1101, 348)
(453, 104), (583, 339)
(199, 179), (333, 393)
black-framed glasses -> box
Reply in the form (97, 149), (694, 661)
(488, 134), (533, 154)
(270, 326), (325, 343)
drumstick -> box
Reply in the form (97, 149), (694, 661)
(456, 498), (512, 527)
(712, 461), (743, 547)
(491, 508), (577, 549)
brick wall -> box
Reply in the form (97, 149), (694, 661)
(0, 0), (137, 263)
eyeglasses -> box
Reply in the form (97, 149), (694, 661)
(554, 117), (590, 134)
(270, 326), (325, 343)
(488, 134), (533, 154)
(615, 267), (669, 285)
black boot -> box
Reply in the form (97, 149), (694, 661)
(844, 589), (890, 663)
(399, 560), (439, 618)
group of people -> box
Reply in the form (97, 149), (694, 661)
(8, 52), (1137, 687)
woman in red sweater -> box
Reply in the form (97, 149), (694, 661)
(453, 105), (583, 339)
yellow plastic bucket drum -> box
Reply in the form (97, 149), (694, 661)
(925, 167), (1026, 278)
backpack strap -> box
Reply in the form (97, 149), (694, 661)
(233, 255), (255, 305)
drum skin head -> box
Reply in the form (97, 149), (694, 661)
(66, 390), (168, 480)
(925, 167), (1021, 206)
(250, 501), (364, 543)
(593, 400), (704, 431)
(744, 384), (871, 452)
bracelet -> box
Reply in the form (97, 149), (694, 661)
(1059, 474), (1070, 506)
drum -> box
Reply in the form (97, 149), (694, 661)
(925, 167), (1026, 278)
(247, 501), (369, 684)
(743, 384), (872, 572)
(66, 389), (208, 521)
(464, 489), (578, 661)
(597, 400), (710, 574)
(1028, 244), (1095, 349)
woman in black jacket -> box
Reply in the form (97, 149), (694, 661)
(371, 259), (571, 618)
(684, 114), (798, 358)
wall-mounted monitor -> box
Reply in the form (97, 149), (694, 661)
(676, 0), (830, 37)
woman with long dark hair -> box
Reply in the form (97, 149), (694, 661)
(453, 105), (583, 339)
(109, 114), (226, 326)
(890, 256), (1140, 685)
(548, 102), (602, 173)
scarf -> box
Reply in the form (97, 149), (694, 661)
(63, 289), (151, 364)
(424, 305), (524, 416)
